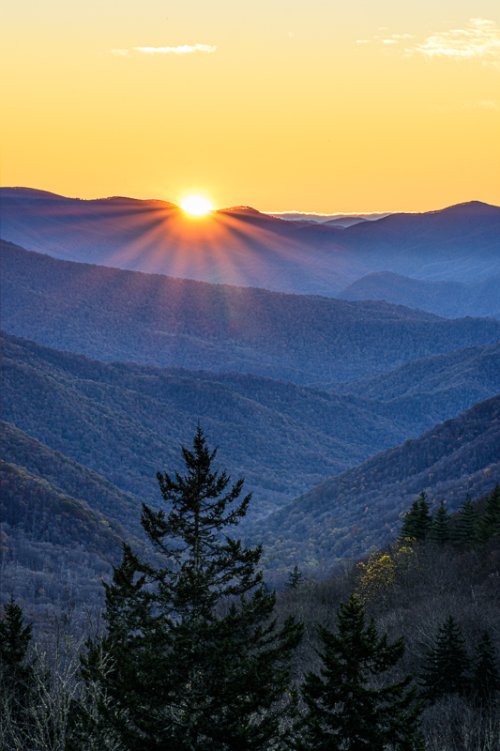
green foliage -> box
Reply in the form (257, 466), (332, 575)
(297, 594), (423, 750)
(400, 493), (432, 542)
(429, 500), (450, 545)
(451, 495), (477, 548)
(420, 616), (470, 701)
(78, 427), (302, 750)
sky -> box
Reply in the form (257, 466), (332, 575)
(1, 0), (499, 212)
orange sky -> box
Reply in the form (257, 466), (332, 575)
(1, 1), (499, 212)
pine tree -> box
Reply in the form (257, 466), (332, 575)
(287, 565), (304, 589)
(420, 616), (470, 701)
(477, 484), (500, 543)
(429, 500), (450, 545)
(80, 426), (303, 751)
(471, 631), (500, 706)
(0, 597), (36, 746)
(297, 594), (423, 751)
(400, 493), (432, 542)
(451, 495), (477, 548)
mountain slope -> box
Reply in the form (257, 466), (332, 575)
(0, 188), (366, 294)
(1, 332), (417, 516)
(1, 189), (499, 294)
(338, 201), (500, 283)
(0, 460), (125, 624)
(0, 421), (142, 535)
(340, 272), (500, 319)
(254, 396), (500, 575)
(3, 241), (500, 384)
(328, 343), (500, 426)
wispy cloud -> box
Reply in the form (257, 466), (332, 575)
(432, 99), (500, 113)
(357, 18), (500, 67)
(412, 18), (500, 64)
(356, 33), (414, 45)
(111, 44), (217, 57)
(465, 99), (500, 111)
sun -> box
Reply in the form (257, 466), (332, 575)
(180, 195), (213, 217)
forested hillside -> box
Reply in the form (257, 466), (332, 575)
(330, 342), (500, 425)
(1, 189), (499, 292)
(278, 488), (500, 751)
(0, 461), (125, 626)
(256, 396), (500, 576)
(4, 331), (500, 522)
(3, 241), (500, 383)
(0, 332), (410, 514)
(340, 272), (500, 319)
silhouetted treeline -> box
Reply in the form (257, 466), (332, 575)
(2, 456), (499, 749)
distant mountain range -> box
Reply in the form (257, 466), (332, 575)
(2, 326), (499, 528)
(253, 395), (500, 577)
(3, 241), (500, 385)
(324, 343), (500, 425)
(268, 212), (390, 227)
(1, 192), (499, 616)
(1, 188), (499, 298)
(0, 332), (438, 516)
(340, 272), (500, 319)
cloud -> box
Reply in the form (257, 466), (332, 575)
(432, 99), (500, 113)
(358, 19), (500, 67)
(411, 18), (500, 64)
(111, 44), (216, 57)
(121, 44), (216, 56)
(465, 99), (500, 111)
(356, 32), (414, 45)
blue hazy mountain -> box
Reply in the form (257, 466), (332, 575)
(340, 271), (500, 319)
(1, 188), (499, 297)
(253, 395), (500, 577)
(3, 240), (500, 385)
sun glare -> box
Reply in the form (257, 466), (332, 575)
(181, 195), (213, 217)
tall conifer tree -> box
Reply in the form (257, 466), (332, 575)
(297, 595), (423, 750)
(429, 500), (450, 545)
(451, 496), (477, 548)
(477, 485), (500, 543)
(420, 616), (470, 701)
(400, 493), (432, 542)
(0, 598), (36, 748)
(471, 631), (500, 706)
(79, 426), (302, 751)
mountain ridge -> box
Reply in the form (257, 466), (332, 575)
(4, 241), (500, 386)
(2, 188), (499, 293)
(252, 395), (500, 576)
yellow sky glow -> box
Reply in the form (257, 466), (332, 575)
(1, 1), (499, 212)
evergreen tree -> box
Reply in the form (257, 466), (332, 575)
(287, 565), (304, 590)
(80, 426), (303, 751)
(471, 631), (500, 706)
(297, 594), (423, 751)
(477, 484), (500, 543)
(0, 597), (36, 747)
(451, 495), (477, 548)
(420, 616), (470, 701)
(400, 493), (432, 542)
(429, 500), (450, 545)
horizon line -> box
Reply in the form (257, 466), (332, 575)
(1, 185), (497, 216)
